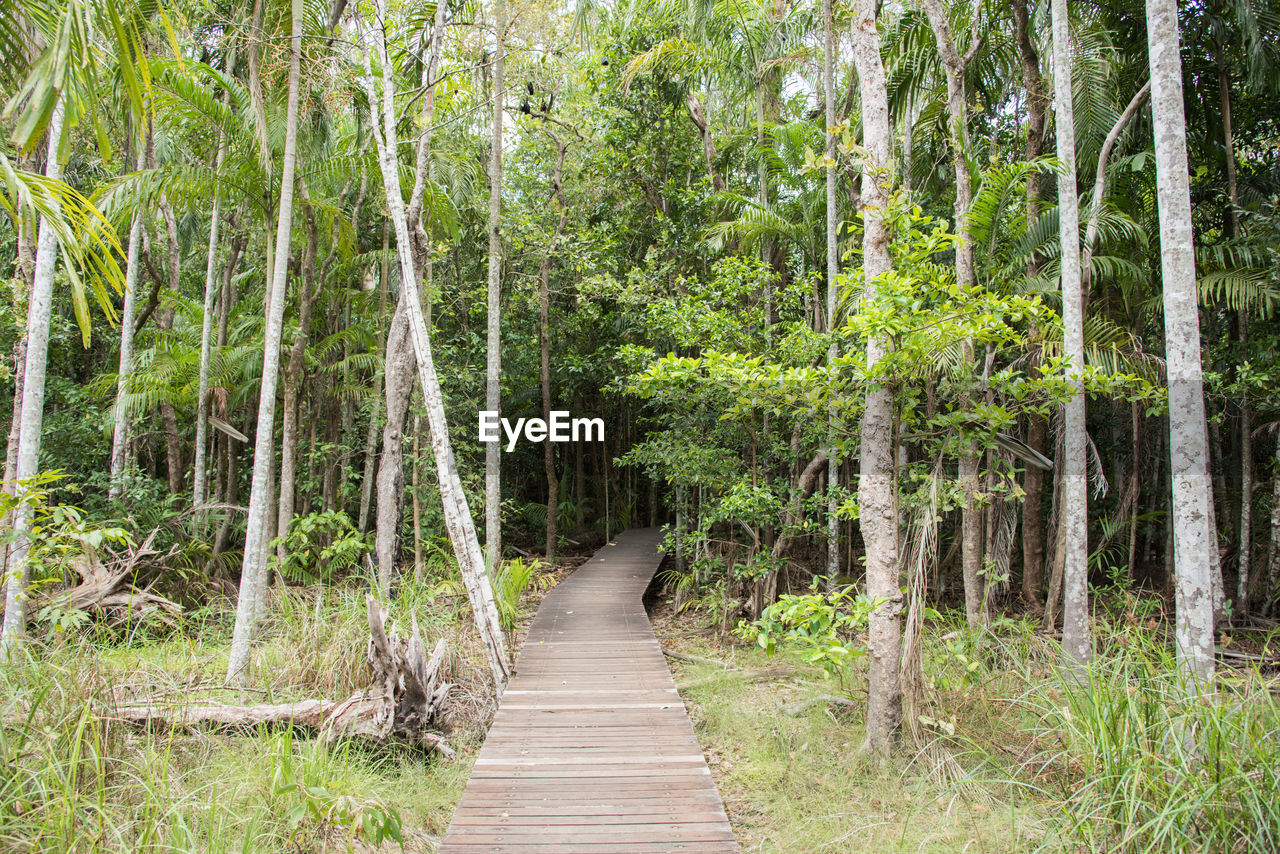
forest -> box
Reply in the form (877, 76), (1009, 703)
(1, 0), (1279, 850)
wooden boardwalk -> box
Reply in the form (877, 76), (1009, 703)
(439, 528), (739, 853)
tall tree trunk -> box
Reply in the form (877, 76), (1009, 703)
(850, 0), (901, 753)
(1014, 0), (1048, 608)
(193, 133), (228, 508)
(0, 99), (65, 657)
(822, 14), (840, 584)
(1266, 442), (1280, 614)
(539, 136), (567, 563)
(375, 299), (414, 594)
(157, 193), (185, 495)
(109, 207), (145, 499)
(1146, 0), (1216, 683)
(686, 93), (725, 192)
(921, 0), (985, 626)
(1052, 0), (1091, 665)
(226, 0), (303, 684)
(484, 0), (506, 569)
(276, 192), (320, 570)
(359, 2), (510, 688)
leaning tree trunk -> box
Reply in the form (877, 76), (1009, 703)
(226, 0), (304, 684)
(484, 0), (507, 570)
(1146, 0), (1216, 684)
(0, 98), (65, 658)
(1052, 0), (1091, 666)
(850, 0), (902, 754)
(359, 3), (509, 688)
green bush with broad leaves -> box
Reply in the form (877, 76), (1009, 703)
(736, 581), (881, 691)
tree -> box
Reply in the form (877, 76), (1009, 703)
(1146, 0), (1215, 682)
(850, 0), (902, 752)
(226, 0), (304, 683)
(356, 0), (510, 689)
(485, 0), (507, 567)
(0, 99), (65, 658)
(1052, 0), (1091, 665)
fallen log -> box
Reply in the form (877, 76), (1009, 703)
(40, 532), (183, 629)
(108, 596), (454, 756)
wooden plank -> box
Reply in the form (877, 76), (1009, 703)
(439, 528), (738, 852)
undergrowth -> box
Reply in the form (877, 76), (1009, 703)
(0, 575), (493, 852)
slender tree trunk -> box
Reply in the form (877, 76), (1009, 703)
(412, 413), (423, 576)
(539, 137), (567, 563)
(1266, 442), (1280, 614)
(1052, 0), (1091, 665)
(823, 10), (840, 584)
(275, 193), (319, 569)
(686, 93), (725, 192)
(1014, 0), (1048, 608)
(0, 99), (65, 657)
(359, 3), (510, 687)
(850, 0), (901, 753)
(375, 299), (414, 594)
(1147, 0), (1216, 682)
(922, 0), (985, 625)
(156, 193), (185, 495)
(194, 135), (228, 508)
(110, 207), (145, 499)
(226, 0), (303, 683)
(484, 0), (506, 569)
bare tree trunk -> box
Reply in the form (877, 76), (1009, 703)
(1, 101), (65, 656)
(226, 0), (303, 683)
(1147, 0), (1216, 683)
(1051, 0), (1091, 666)
(686, 93), (725, 192)
(359, 3), (510, 688)
(823, 6), (840, 584)
(539, 137), (567, 563)
(156, 193), (185, 495)
(1014, 0), (1047, 609)
(110, 207), (145, 499)
(375, 299), (414, 594)
(922, 0), (985, 625)
(850, 0), (901, 753)
(484, 0), (506, 570)
(1266, 442), (1280, 614)
(275, 192), (320, 569)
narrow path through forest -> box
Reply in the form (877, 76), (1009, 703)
(439, 528), (739, 853)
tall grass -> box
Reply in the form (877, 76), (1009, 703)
(0, 574), (483, 852)
(1014, 631), (1280, 853)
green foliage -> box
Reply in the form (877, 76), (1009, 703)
(0, 470), (131, 588)
(268, 731), (404, 850)
(271, 511), (370, 585)
(1020, 642), (1280, 852)
(490, 557), (544, 634)
(736, 581), (880, 690)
